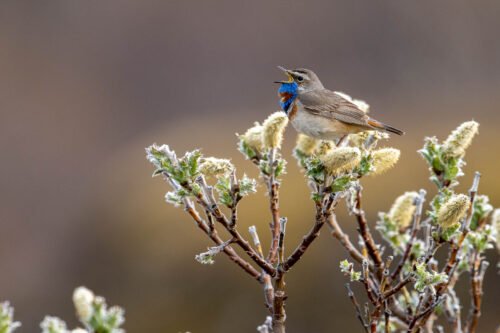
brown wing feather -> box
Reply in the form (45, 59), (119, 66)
(299, 89), (371, 128)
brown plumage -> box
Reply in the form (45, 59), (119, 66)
(277, 67), (404, 140)
(299, 89), (404, 135)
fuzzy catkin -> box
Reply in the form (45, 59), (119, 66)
(316, 140), (335, 156)
(240, 122), (264, 153)
(442, 121), (479, 158)
(262, 112), (289, 149)
(388, 192), (419, 229)
(321, 147), (361, 175)
(437, 194), (470, 228)
(371, 148), (400, 176)
(295, 134), (319, 155)
(199, 157), (234, 177)
(73, 287), (94, 322)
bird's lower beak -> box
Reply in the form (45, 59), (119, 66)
(275, 66), (294, 83)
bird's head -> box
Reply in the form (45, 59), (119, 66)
(275, 67), (324, 92)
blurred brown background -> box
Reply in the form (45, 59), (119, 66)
(0, 1), (499, 332)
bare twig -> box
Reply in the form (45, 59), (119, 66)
(185, 181), (277, 276)
(278, 218), (287, 264)
(185, 202), (263, 282)
(164, 173), (263, 281)
(408, 296), (446, 332)
(446, 288), (462, 333)
(383, 276), (412, 300)
(327, 213), (368, 267)
(283, 196), (334, 271)
(362, 260), (378, 306)
(384, 302), (391, 333)
(354, 187), (383, 274)
(249, 225), (264, 258)
(465, 256), (489, 333)
(345, 283), (369, 332)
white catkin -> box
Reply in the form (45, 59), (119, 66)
(442, 121), (479, 158)
(370, 148), (400, 176)
(262, 111), (289, 149)
(437, 194), (470, 228)
(73, 287), (95, 321)
(321, 147), (361, 175)
(387, 192), (419, 229)
(240, 122), (264, 153)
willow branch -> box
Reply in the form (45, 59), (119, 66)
(346, 283), (369, 333)
(465, 256), (488, 333)
(249, 225), (275, 312)
(383, 276), (412, 300)
(283, 196), (333, 271)
(355, 187), (383, 274)
(408, 296), (446, 333)
(327, 212), (368, 267)
(185, 179), (276, 276)
(266, 148), (282, 265)
(184, 200), (263, 282)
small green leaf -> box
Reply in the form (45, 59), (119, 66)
(331, 175), (353, 193)
(274, 158), (287, 177)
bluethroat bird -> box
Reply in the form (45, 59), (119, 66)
(275, 67), (404, 142)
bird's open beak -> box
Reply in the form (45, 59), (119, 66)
(274, 66), (294, 83)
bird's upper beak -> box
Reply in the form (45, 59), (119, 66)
(274, 66), (294, 84)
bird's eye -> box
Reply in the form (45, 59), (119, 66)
(296, 76), (304, 82)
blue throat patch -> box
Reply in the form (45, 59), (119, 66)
(278, 81), (298, 113)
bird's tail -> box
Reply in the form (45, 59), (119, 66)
(367, 119), (405, 136)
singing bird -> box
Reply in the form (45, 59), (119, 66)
(275, 67), (404, 141)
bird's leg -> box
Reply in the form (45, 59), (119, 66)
(336, 135), (349, 147)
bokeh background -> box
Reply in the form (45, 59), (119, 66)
(1, 1), (499, 332)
